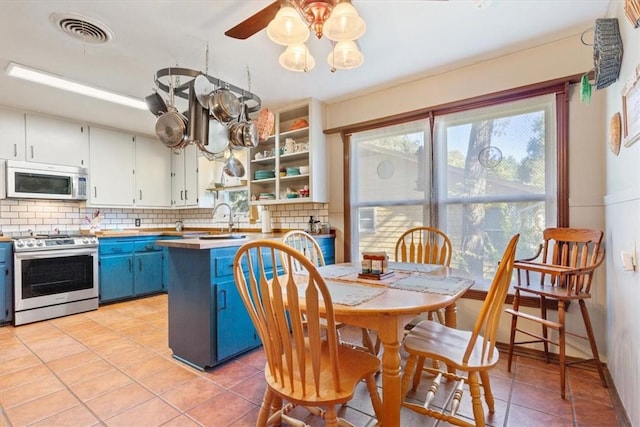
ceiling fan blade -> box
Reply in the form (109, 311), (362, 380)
(225, 1), (281, 40)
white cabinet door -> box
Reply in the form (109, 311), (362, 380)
(25, 114), (89, 167)
(0, 108), (26, 160)
(184, 144), (198, 206)
(171, 144), (198, 207)
(134, 135), (172, 207)
(88, 127), (135, 206)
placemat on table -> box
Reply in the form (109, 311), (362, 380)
(299, 264), (361, 279)
(311, 281), (384, 306)
(388, 262), (445, 273)
(388, 275), (474, 295)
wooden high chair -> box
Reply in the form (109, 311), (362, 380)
(505, 227), (606, 399)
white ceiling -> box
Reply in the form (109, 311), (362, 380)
(0, 0), (612, 135)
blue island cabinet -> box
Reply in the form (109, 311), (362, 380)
(0, 242), (14, 324)
(167, 245), (261, 370)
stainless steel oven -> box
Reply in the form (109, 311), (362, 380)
(14, 235), (99, 325)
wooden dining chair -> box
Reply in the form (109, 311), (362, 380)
(505, 227), (606, 399)
(282, 230), (379, 356)
(234, 240), (382, 426)
(394, 226), (453, 388)
(400, 234), (519, 427)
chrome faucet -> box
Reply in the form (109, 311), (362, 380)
(212, 203), (234, 233)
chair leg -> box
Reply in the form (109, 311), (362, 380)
(579, 299), (608, 388)
(412, 356), (426, 391)
(540, 295), (550, 362)
(479, 371), (495, 413)
(324, 405), (338, 427)
(257, 388), (275, 427)
(364, 374), (383, 422)
(468, 371), (486, 427)
(507, 290), (520, 373)
(558, 300), (566, 399)
(401, 354), (419, 399)
(361, 328), (376, 355)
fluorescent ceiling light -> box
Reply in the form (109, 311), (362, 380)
(5, 62), (148, 110)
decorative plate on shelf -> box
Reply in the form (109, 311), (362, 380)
(257, 108), (274, 142)
(609, 112), (621, 155)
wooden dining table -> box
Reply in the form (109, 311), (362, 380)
(297, 261), (475, 426)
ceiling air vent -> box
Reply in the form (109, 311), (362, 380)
(50, 13), (114, 44)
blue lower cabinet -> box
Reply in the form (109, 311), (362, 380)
(0, 243), (14, 324)
(317, 236), (336, 266)
(99, 254), (134, 301)
(99, 236), (174, 303)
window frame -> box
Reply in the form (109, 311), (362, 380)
(329, 76), (575, 264)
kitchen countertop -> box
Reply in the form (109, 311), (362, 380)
(89, 228), (334, 249)
(0, 229), (334, 243)
(156, 230), (335, 250)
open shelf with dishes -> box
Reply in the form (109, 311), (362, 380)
(248, 98), (326, 205)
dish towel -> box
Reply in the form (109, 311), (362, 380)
(249, 206), (259, 224)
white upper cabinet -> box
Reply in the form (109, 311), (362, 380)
(25, 114), (89, 167)
(0, 107), (26, 160)
(171, 144), (198, 207)
(88, 126), (135, 206)
(134, 135), (172, 207)
(248, 98), (327, 205)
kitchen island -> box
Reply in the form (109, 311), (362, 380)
(157, 232), (335, 370)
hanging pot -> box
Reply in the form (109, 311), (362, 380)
(155, 76), (189, 149)
(155, 107), (188, 149)
(145, 92), (168, 117)
(223, 149), (245, 177)
(209, 88), (241, 124)
(229, 120), (258, 149)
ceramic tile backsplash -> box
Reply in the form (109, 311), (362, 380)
(0, 199), (329, 236)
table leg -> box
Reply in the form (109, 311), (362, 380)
(444, 302), (458, 327)
(377, 317), (405, 426)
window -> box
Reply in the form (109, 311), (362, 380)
(350, 94), (559, 283)
(219, 188), (249, 214)
(359, 208), (377, 233)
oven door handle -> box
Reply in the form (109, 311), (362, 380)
(15, 249), (98, 259)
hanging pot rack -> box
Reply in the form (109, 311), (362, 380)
(154, 67), (261, 113)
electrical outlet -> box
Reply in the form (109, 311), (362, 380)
(621, 251), (636, 271)
(135, 218), (141, 227)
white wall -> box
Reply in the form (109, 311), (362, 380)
(602, 3), (640, 426)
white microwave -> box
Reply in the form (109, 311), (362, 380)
(2, 160), (88, 201)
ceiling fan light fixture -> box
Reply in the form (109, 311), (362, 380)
(279, 44), (316, 72)
(324, 2), (366, 41)
(327, 40), (363, 70)
(267, 5), (309, 45)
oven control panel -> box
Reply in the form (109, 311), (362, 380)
(14, 236), (98, 251)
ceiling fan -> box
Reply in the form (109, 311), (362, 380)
(225, 1), (284, 40)
(224, 0), (449, 41)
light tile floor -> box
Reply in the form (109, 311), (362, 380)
(0, 295), (622, 426)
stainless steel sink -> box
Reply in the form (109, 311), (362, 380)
(198, 234), (246, 240)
